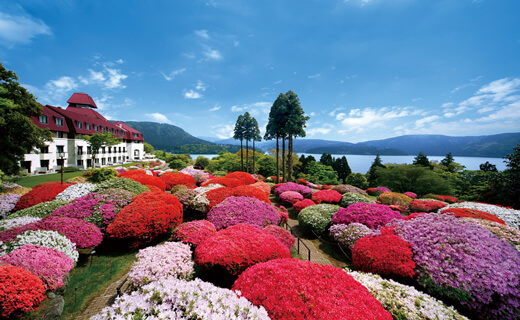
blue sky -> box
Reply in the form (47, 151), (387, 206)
(1, 0), (520, 143)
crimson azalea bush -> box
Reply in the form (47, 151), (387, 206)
(332, 202), (403, 230)
(117, 169), (147, 178)
(409, 199), (446, 212)
(159, 172), (196, 190)
(293, 199), (316, 213)
(366, 187), (391, 196)
(205, 185), (270, 212)
(172, 220), (217, 247)
(278, 190), (304, 204)
(14, 182), (72, 211)
(391, 213), (520, 319)
(273, 182), (312, 197)
(207, 196), (281, 230)
(200, 177), (243, 188)
(424, 193), (458, 203)
(225, 171), (256, 185)
(263, 225), (295, 249)
(106, 190), (183, 246)
(440, 207), (506, 225)
(0, 244), (74, 291)
(352, 233), (416, 279)
(121, 174), (166, 191)
(311, 189), (342, 204)
(232, 258), (392, 320)
(0, 264), (46, 319)
(194, 224), (290, 276)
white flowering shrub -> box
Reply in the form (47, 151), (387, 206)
(298, 204), (340, 235)
(345, 268), (469, 320)
(128, 242), (194, 287)
(7, 200), (69, 219)
(443, 202), (520, 230)
(55, 183), (97, 201)
(91, 277), (271, 320)
(0, 216), (42, 231)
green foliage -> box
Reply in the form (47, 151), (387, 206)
(333, 156), (352, 183)
(80, 132), (122, 168)
(298, 204), (340, 235)
(256, 155), (277, 178)
(320, 153), (334, 167)
(305, 161), (338, 185)
(340, 192), (373, 208)
(413, 151), (433, 169)
(499, 143), (520, 209)
(345, 173), (369, 189)
(194, 156), (210, 169)
(479, 161), (497, 172)
(94, 178), (149, 195)
(440, 152), (454, 167)
(63, 166), (81, 173)
(0, 62), (52, 175)
(169, 159), (187, 170)
(143, 142), (155, 154)
(367, 154), (386, 187)
(83, 167), (118, 183)
(7, 200), (69, 219)
(206, 152), (241, 172)
(170, 143), (242, 154)
(455, 170), (501, 203)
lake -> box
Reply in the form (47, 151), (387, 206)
(181, 153), (507, 173)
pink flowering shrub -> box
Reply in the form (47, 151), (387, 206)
(464, 218), (520, 248)
(232, 258), (392, 320)
(128, 241), (194, 287)
(194, 224), (291, 276)
(0, 244), (74, 291)
(273, 182), (312, 197)
(172, 220), (217, 247)
(403, 192), (417, 199)
(249, 181), (271, 195)
(332, 202), (403, 230)
(207, 196), (280, 230)
(293, 199), (316, 213)
(263, 225), (295, 249)
(311, 189), (342, 204)
(278, 191), (304, 204)
(366, 186), (391, 196)
(35, 216), (103, 249)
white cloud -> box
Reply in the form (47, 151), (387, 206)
(44, 76), (78, 98)
(230, 102), (271, 116)
(145, 113), (172, 124)
(212, 124), (234, 139)
(0, 11), (51, 46)
(195, 29), (210, 39)
(116, 59), (124, 64)
(441, 102), (454, 109)
(184, 90), (202, 99)
(307, 128), (332, 136)
(203, 47), (223, 61)
(161, 68), (186, 81)
(209, 104), (221, 112)
(415, 115), (440, 127)
(338, 106), (417, 133)
(233, 40), (240, 47)
(104, 67), (127, 89)
(196, 80), (207, 91)
(309, 112), (316, 117)
(328, 107), (343, 117)
(231, 105), (245, 112)
(335, 113), (347, 121)
(308, 73), (321, 79)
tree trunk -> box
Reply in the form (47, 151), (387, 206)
(253, 140), (256, 174)
(240, 139), (244, 171)
(282, 136), (286, 182)
(276, 137), (280, 183)
(246, 139), (249, 173)
(288, 135), (293, 182)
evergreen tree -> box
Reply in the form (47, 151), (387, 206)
(264, 93), (288, 183)
(233, 114), (245, 171)
(367, 154), (386, 187)
(320, 153), (334, 167)
(333, 156), (352, 183)
(413, 151), (432, 169)
(284, 90), (309, 182)
(500, 144), (520, 209)
(242, 112), (253, 173)
(250, 117), (262, 174)
(479, 161), (497, 172)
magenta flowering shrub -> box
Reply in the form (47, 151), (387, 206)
(207, 196), (281, 230)
(464, 218), (520, 248)
(273, 182), (312, 197)
(263, 225), (295, 249)
(172, 220), (217, 247)
(34, 216), (103, 249)
(403, 192), (417, 199)
(279, 191), (304, 204)
(332, 203), (403, 230)
(94, 188), (134, 207)
(0, 244), (74, 291)
(391, 213), (520, 319)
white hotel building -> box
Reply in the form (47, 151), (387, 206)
(21, 92), (145, 174)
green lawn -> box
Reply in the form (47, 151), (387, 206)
(14, 171), (85, 188)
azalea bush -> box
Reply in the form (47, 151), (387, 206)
(33, 216), (103, 249)
(0, 216), (41, 232)
(391, 213), (520, 319)
(128, 241), (194, 287)
(122, 174), (166, 191)
(424, 193), (458, 203)
(0, 193), (21, 218)
(0, 264), (46, 319)
(278, 190), (304, 204)
(298, 204), (340, 235)
(339, 192), (374, 207)
(346, 269), (469, 320)
(292, 199), (316, 213)
(377, 191), (413, 206)
(445, 202), (520, 230)
(14, 181), (72, 211)
(311, 189), (342, 204)
(83, 167), (118, 183)
(273, 182), (312, 197)
(201, 176), (243, 188)
(94, 188), (134, 208)
(249, 181), (271, 196)
(172, 188), (198, 208)
(366, 186), (391, 196)
(205, 185), (270, 212)
(352, 233), (416, 279)
(403, 191), (417, 199)
(329, 223), (373, 250)
(172, 220), (217, 247)
(207, 196), (281, 230)
(440, 207), (506, 224)
(159, 172), (197, 190)
(54, 182), (97, 201)
(409, 199), (447, 212)
(225, 171), (256, 185)
(332, 202), (403, 230)
(91, 277), (271, 320)
(6, 199), (69, 219)
(263, 225), (295, 249)
(331, 184), (368, 196)
(194, 224), (291, 276)
(232, 258), (392, 320)
(0, 244), (74, 291)
(93, 177), (149, 195)
(464, 218), (520, 249)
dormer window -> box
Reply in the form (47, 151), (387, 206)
(76, 121), (83, 129)
(133, 133), (140, 138)
(94, 125), (98, 132)
(86, 123), (91, 130)
(55, 117), (63, 126)
(39, 115), (48, 124)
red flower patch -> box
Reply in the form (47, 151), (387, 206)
(409, 199), (446, 212)
(440, 207), (506, 225)
(205, 185), (270, 212)
(123, 174), (166, 191)
(293, 199), (316, 213)
(14, 182), (72, 211)
(0, 265), (46, 318)
(225, 171), (256, 185)
(159, 172), (196, 190)
(200, 176), (243, 188)
(311, 189), (342, 204)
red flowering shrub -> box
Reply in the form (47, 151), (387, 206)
(276, 206), (289, 224)
(279, 191), (304, 204)
(0, 264), (46, 319)
(106, 190), (183, 246)
(159, 172), (196, 190)
(249, 181), (271, 195)
(311, 189), (342, 204)
(205, 185), (270, 212)
(123, 174), (166, 191)
(194, 224), (290, 276)
(297, 178), (308, 185)
(232, 258), (392, 320)
(14, 182), (72, 211)
(403, 212), (427, 220)
(225, 171), (256, 185)
(366, 187), (391, 197)
(263, 225), (294, 249)
(409, 199), (446, 212)
(172, 220), (217, 247)
(200, 177), (242, 188)
(424, 194), (458, 203)
(321, 184), (333, 190)
(269, 176), (283, 182)
(117, 169), (147, 178)
(293, 199), (316, 213)
(440, 208), (506, 225)
(352, 234), (416, 279)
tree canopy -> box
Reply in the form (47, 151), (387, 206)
(80, 132), (122, 168)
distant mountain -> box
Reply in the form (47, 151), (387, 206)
(358, 133), (520, 157)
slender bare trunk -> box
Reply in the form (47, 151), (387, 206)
(276, 137), (280, 183)
(240, 140), (243, 171)
(282, 136), (286, 182)
(252, 140), (256, 174)
(288, 135), (293, 182)
(246, 139), (249, 173)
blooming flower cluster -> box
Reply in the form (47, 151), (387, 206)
(172, 188), (199, 207)
(0, 216), (41, 232)
(14, 182), (72, 210)
(298, 204), (340, 235)
(329, 223), (373, 250)
(278, 190), (304, 204)
(445, 201), (520, 230)
(424, 193), (458, 203)
(272, 182), (312, 197)
(54, 183), (97, 201)
(172, 220), (217, 247)
(331, 184), (368, 196)
(440, 207), (506, 224)
(403, 191), (417, 199)
(180, 166), (210, 182)
(292, 199), (316, 213)
(346, 269), (469, 320)
(33, 216), (103, 249)
(201, 176), (243, 188)
(377, 192), (413, 206)
(352, 233), (416, 279)
(128, 241), (194, 287)
(366, 186), (391, 196)
(249, 181), (271, 196)
(332, 202), (403, 230)
(121, 173), (167, 191)
(7, 199), (69, 220)
(0, 184), (31, 196)
(263, 225), (294, 249)
(232, 258), (392, 320)
(0, 193), (21, 218)
(311, 189), (342, 204)
(391, 213), (520, 319)
(339, 192), (374, 208)
(0, 244), (74, 290)
(225, 171), (256, 185)
(160, 172), (197, 190)
(94, 188), (134, 207)
(93, 177), (149, 195)
(92, 277), (271, 320)
(409, 199), (447, 212)
(208, 196), (281, 230)
(205, 185), (271, 212)
(194, 224), (291, 276)
(0, 264), (46, 319)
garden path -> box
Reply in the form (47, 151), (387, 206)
(286, 218), (333, 266)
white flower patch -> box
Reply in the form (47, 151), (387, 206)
(8, 230), (79, 263)
(0, 216), (42, 231)
(443, 202), (520, 230)
(55, 183), (97, 201)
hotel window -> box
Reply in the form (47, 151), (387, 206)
(86, 123), (91, 130)
(123, 147), (126, 152)
(56, 131), (64, 138)
(102, 147), (106, 154)
(133, 133), (140, 138)
(118, 147), (121, 152)
(76, 121), (83, 129)
(39, 116), (48, 124)
(77, 146), (83, 155)
(94, 125), (98, 132)
(56, 145), (64, 153)
(101, 127), (105, 132)
(102, 158), (106, 165)
(40, 146), (49, 154)
(87, 146), (92, 154)
(55, 117), (63, 126)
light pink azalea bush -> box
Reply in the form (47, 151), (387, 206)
(263, 225), (295, 249)
(172, 220), (217, 247)
(279, 191), (304, 204)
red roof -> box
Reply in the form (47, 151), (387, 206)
(114, 121), (144, 141)
(31, 105), (70, 133)
(67, 92), (97, 109)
